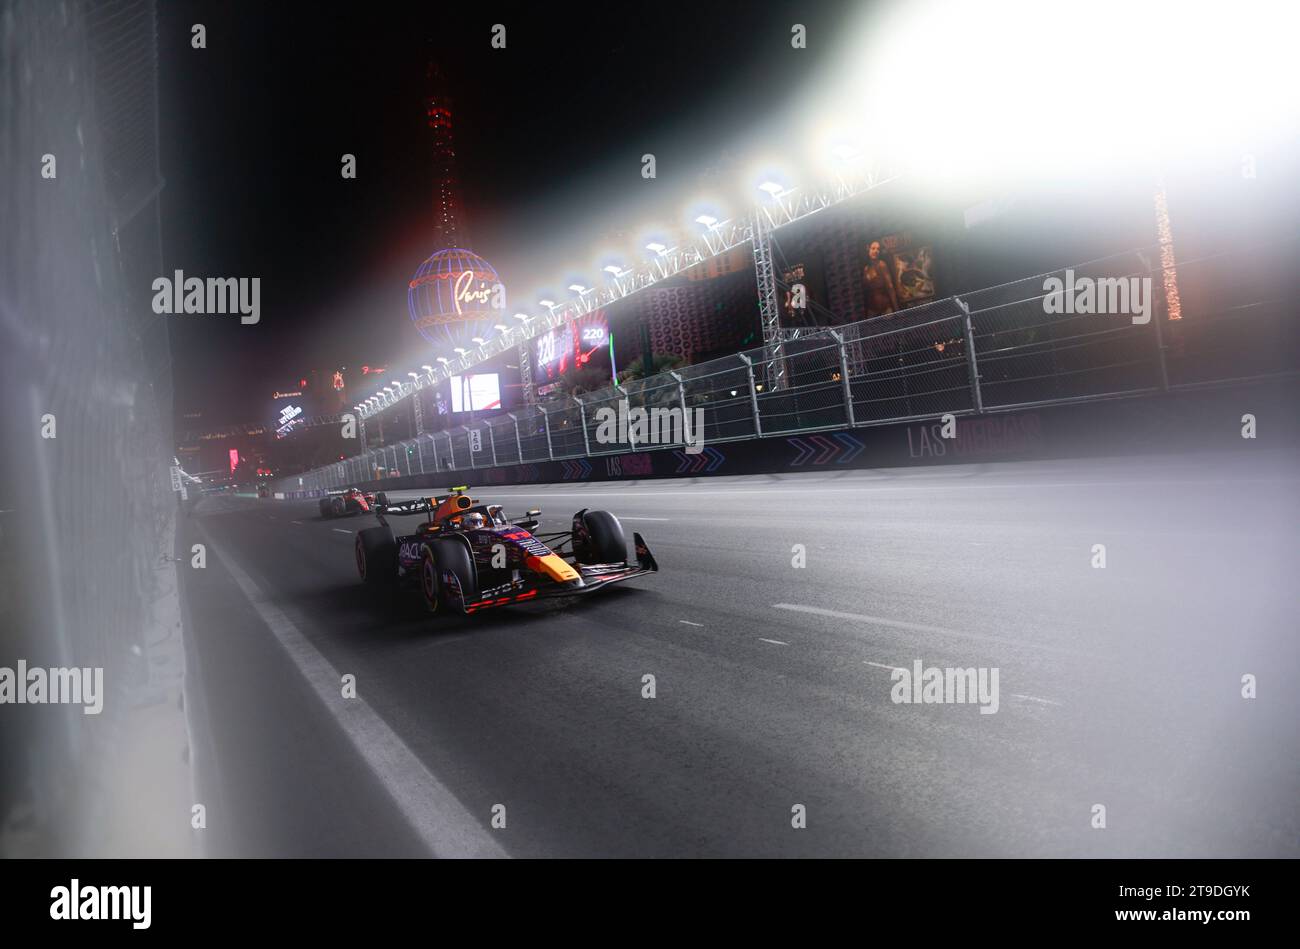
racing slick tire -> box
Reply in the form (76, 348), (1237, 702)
(355, 526), (396, 585)
(574, 510), (627, 565)
(420, 538), (477, 614)
(319, 497), (333, 518)
(330, 496), (346, 517)
(375, 491), (389, 509)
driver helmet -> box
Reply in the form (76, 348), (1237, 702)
(460, 512), (487, 530)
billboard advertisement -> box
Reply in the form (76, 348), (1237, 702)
(862, 232), (937, 318)
(533, 311), (609, 389)
(779, 258), (828, 329)
(270, 387), (307, 439)
(449, 373), (502, 412)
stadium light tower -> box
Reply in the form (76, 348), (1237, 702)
(537, 298), (555, 308)
(512, 312), (530, 321)
(436, 356), (450, 364)
(694, 214), (718, 227)
(645, 241), (668, 255)
(758, 180), (786, 198)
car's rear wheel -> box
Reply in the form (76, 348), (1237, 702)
(356, 526), (396, 585)
(421, 539), (477, 614)
(574, 510), (627, 565)
(319, 497), (333, 518)
(331, 496), (346, 516)
(375, 491), (389, 508)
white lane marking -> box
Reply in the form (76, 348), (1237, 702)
(758, 638), (789, 646)
(771, 603), (1087, 657)
(679, 620), (704, 627)
(332, 528), (353, 534)
(195, 525), (506, 859)
(291, 520), (303, 525)
(1012, 693), (1063, 706)
(864, 661), (906, 673)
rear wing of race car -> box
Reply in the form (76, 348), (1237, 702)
(375, 496), (432, 528)
(374, 487), (473, 528)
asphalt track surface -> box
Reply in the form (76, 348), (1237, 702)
(178, 453), (1300, 857)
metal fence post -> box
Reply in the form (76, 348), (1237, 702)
(616, 381), (635, 449)
(447, 433), (456, 471)
(669, 371), (688, 446)
(830, 330), (855, 426)
(956, 297), (984, 415)
(574, 395), (591, 456)
(543, 408), (554, 460)
(510, 413), (523, 462)
(488, 422), (498, 466)
(737, 353), (763, 437)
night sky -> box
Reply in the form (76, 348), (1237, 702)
(157, 0), (867, 425)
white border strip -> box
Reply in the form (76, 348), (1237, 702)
(196, 524), (507, 858)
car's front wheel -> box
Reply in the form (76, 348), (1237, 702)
(421, 540), (477, 614)
(573, 509), (627, 565)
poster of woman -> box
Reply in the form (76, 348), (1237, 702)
(862, 239), (900, 318)
(862, 233), (937, 317)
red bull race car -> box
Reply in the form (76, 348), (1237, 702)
(319, 487), (388, 519)
(353, 486), (658, 615)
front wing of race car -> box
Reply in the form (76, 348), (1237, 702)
(460, 531), (658, 614)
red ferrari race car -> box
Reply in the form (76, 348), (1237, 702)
(353, 486), (658, 615)
(318, 487), (388, 519)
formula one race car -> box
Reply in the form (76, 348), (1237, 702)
(353, 486), (658, 615)
(319, 487), (388, 519)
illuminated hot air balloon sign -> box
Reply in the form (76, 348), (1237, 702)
(407, 247), (505, 348)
